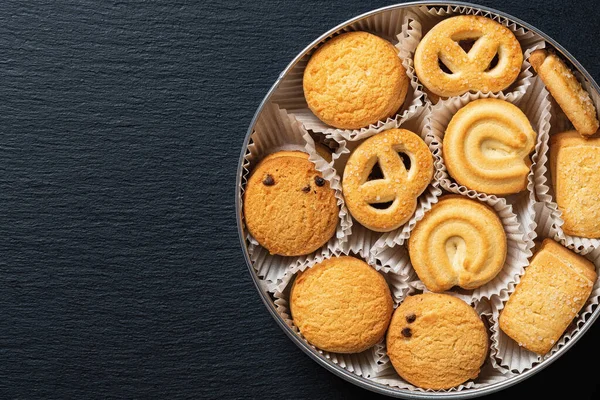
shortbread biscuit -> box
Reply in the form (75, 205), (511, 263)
(290, 256), (393, 353)
(342, 129), (433, 232)
(387, 293), (488, 390)
(303, 31), (409, 130)
(408, 195), (507, 292)
(243, 151), (338, 256)
(499, 239), (596, 355)
(414, 15), (523, 97)
(550, 130), (600, 238)
(529, 49), (599, 136)
(443, 98), (536, 195)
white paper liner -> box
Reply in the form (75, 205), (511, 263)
(533, 69), (600, 254)
(272, 252), (412, 378)
(399, 5), (545, 104)
(489, 203), (600, 373)
(326, 105), (442, 263)
(241, 103), (351, 290)
(271, 9), (425, 142)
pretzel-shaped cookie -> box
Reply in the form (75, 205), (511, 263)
(408, 195), (507, 292)
(414, 15), (523, 97)
(342, 129), (433, 232)
(443, 98), (536, 195)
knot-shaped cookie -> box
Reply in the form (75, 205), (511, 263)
(443, 98), (536, 195)
(408, 195), (507, 292)
(414, 15), (523, 97)
(342, 129), (433, 232)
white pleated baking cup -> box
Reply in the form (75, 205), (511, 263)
(532, 69), (600, 254)
(388, 190), (531, 303)
(241, 102), (351, 291)
(272, 252), (413, 379)
(270, 9), (425, 142)
(398, 5), (546, 105)
(371, 290), (515, 392)
(489, 204), (600, 373)
(327, 105), (442, 263)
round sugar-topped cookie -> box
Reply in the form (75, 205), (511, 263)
(290, 256), (393, 353)
(303, 31), (409, 130)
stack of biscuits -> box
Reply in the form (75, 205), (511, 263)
(241, 10), (600, 392)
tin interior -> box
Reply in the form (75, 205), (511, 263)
(235, 1), (600, 398)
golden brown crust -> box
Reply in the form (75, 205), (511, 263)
(290, 256), (393, 353)
(303, 31), (409, 130)
(408, 195), (507, 291)
(386, 293), (488, 390)
(342, 129), (433, 232)
(443, 98), (536, 195)
(499, 239), (596, 354)
(414, 15), (523, 97)
(243, 151), (338, 256)
(529, 49), (599, 136)
(550, 130), (600, 238)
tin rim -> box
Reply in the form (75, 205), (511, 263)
(235, 1), (600, 398)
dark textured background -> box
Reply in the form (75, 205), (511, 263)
(1, 0), (599, 398)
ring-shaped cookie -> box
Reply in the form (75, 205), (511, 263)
(408, 195), (507, 292)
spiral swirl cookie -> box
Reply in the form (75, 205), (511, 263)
(303, 31), (409, 130)
(342, 129), (433, 232)
(443, 98), (537, 195)
(243, 151), (338, 256)
(408, 195), (507, 292)
(290, 256), (393, 353)
(529, 49), (599, 137)
(414, 15), (523, 98)
(387, 293), (488, 390)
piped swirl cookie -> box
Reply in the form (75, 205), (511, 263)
(414, 15), (523, 97)
(387, 293), (488, 390)
(290, 256), (393, 353)
(303, 31), (409, 130)
(342, 129), (433, 232)
(243, 151), (338, 256)
(443, 98), (536, 195)
(529, 49), (599, 136)
(408, 195), (507, 292)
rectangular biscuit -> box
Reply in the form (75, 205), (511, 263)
(550, 130), (600, 238)
(499, 239), (596, 355)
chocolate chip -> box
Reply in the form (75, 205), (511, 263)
(405, 313), (416, 323)
(401, 327), (412, 338)
(314, 176), (326, 187)
(302, 185), (311, 193)
(263, 174), (275, 186)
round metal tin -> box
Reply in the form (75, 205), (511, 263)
(235, 2), (600, 397)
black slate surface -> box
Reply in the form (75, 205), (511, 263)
(1, 0), (599, 398)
